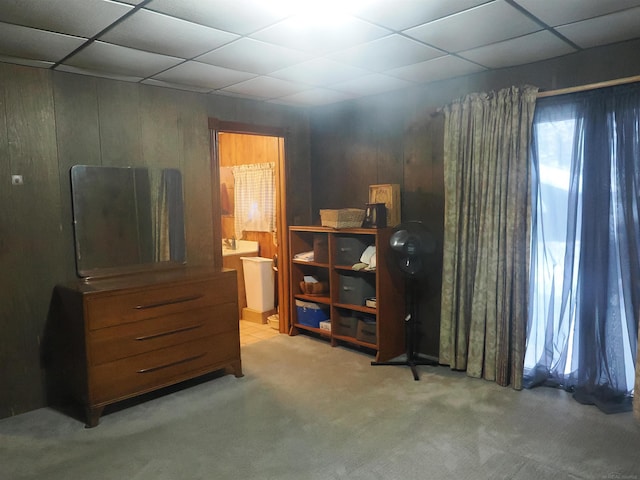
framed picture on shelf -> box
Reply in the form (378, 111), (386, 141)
(368, 184), (401, 227)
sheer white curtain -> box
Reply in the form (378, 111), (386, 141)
(525, 85), (639, 414)
(232, 163), (275, 238)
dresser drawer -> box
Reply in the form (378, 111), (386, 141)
(88, 303), (238, 366)
(86, 277), (236, 330)
(90, 332), (240, 404)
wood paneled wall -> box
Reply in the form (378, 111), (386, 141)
(310, 97), (445, 358)
(309, 38), (640, 358)
(2, 37), (638, 419)
(0, 62), (310, 419)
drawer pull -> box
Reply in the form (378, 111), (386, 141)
(134, 294), (203, 310)
(134, 324), (203, 341)
(136, 353), (206, 374)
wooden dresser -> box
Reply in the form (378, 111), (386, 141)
(53, 266), (242, 427)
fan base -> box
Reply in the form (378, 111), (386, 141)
(371, 356), (438, 381)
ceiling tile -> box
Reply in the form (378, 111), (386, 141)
(251, 15), (390, 54)
(459, 30), (576, 69)
(0, 54), (54, 69)
(270, 88), (353, 107)
(556, 7), (640, 49)
(0, 0), (132, 38)
(221, 76), (309, 99)
(145, 0), (288, 35)
(196, 39), (310, 75)
(2, 0), (640, 107)
(101, 9), (238, 59)
(330, 73), (413, 97)
(405, 0), (541, 52)
(62, 41), (184, 78)
(387, 55), (486, 83)
(514, 0), (640, 26)
(54, 64), (144, 82)
(141, 78), (213, 93)
(350, 0), (491, 31)
(152, 61), (257, 90)
(0, 22), (86, 63)
(270, 58), (369, 87)
(329, 34), (444, 72)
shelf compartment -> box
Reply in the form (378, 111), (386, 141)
(332, 333), (376, 350)
(289, 226), (405, 363)
(333, 303), (376, 315)
(335, 234), (372, 265)
(294, 323), (331, 338)
(294, 293), (331, 305)
(292, 260), (329, 268)
(336, 271), (375, 306)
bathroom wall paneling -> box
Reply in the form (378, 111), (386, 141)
(214, 125), (284, 328)
(217, 131), (280, 258)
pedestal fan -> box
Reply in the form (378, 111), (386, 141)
(371, 221), (438, 380)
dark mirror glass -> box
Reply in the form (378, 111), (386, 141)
(70, 165), (186, 278)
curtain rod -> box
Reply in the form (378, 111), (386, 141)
(537, 74), (640, 98)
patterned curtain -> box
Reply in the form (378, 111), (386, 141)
(439, 85), (539, 389)
(232, 163), (276, 238)
(149, 168), (169, 262)
(150, 168), (185, 263)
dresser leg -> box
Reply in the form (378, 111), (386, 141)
(225, 360), (244, 378)
(85, 406), (104, 428)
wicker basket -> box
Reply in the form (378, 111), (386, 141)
(320, 208), (365, 229)
(299, 281), (328, 296)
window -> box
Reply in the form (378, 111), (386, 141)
(525, 85), (640, 413)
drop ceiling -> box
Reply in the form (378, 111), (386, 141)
(1, 0), (640, 107)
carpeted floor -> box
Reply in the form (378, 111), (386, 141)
(1, 333), (639, 480)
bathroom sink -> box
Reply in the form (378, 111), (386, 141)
(222, 239), (259, 256)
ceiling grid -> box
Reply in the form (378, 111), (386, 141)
(1, 0), (639, 106)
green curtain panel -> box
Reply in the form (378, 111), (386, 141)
(439, 85), (538, 389)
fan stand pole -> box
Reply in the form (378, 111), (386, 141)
(371, 278), (437, 380)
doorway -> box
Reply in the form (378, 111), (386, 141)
(209, 119), (289, 335)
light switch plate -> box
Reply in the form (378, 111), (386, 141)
(11, 175), (24, 185)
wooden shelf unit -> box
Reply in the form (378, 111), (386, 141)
(289, 226), (405, 362)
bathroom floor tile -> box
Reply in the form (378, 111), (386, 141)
(239, 319), (280, 346)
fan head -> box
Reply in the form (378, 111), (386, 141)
(389, 221), (436, 277)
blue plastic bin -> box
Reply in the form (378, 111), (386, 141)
(296, 300), (329, 328)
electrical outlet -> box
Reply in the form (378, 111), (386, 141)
(11, 175), (24, 186)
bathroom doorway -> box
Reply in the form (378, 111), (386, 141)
(209, 119), (289, 335)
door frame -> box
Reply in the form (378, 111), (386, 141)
(208, 118), (290, 333)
